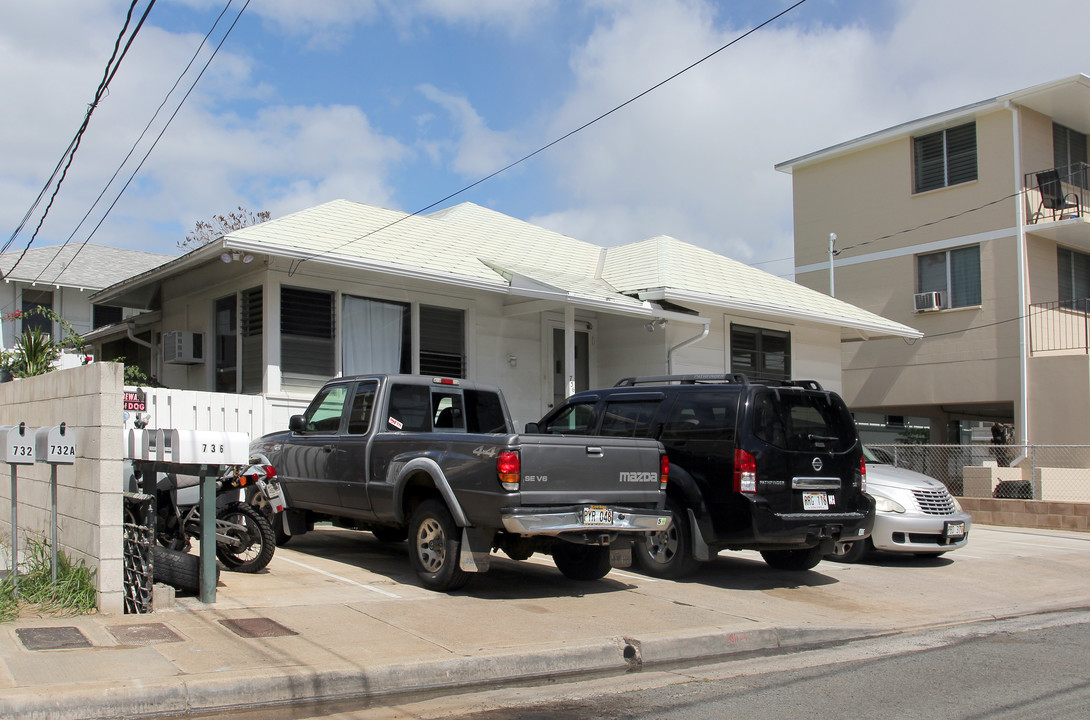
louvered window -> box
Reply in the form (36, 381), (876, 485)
(1053, 123), (1088, 189)
(913, 122), (977, 193)
(917, 245), (981, 308)
(1058, 247), (1090, 302)
(419, 305), (465, 378)
(281, 287), (334, 376)
(730, 324), (790, 382)
(240, 287), (263, 393)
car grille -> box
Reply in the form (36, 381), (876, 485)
(914, 487), (956, 515)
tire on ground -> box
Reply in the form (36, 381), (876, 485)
(408, 498), (470, 592)
(371, 525), (409, 543)
(552, 542), (612, 581)
(153, 546), (204, 594)
(760, 544), (825, 571)
(825, 537), (872, 564)
(633, 497), (700, 578)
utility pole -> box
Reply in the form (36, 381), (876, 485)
(828, 232), (837, 297)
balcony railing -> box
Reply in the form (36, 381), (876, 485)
(1029, 298), (1090, 354)
(1025, 163), (1089, 225)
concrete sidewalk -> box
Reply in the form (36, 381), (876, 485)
(2, 524), (1089, 720)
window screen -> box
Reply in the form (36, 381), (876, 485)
(914, 122), (977, 193)
(281, 287), (334, 376)
(420, 305), (465, 377)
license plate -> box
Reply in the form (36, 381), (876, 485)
(265, 481), (286, 514)
(802, 491), (829, 511)
(945, 521), (966, 539)
(582, 505), (613, 526)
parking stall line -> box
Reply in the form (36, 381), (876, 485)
(276, 555), (401, 598)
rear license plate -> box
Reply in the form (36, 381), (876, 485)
(802, 491), (829, 511)
(582, 506), (614, 526)
(265, 481), (285, 513)
(944, 520), (966, 539)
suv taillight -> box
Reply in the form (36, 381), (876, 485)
(734, 449), (757, 493)
(497, 450), (520, 491)
(660, 454), (669, 489)
(860, 455), (867, 493)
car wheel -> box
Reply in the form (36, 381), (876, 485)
(408, 499), (470, 591)
(825, 537), (872, 564)
(633, 498), (699, 578)
(372, 525), (409, 543)
(552, 542), (612, 581)
(760, 545), (824, 571)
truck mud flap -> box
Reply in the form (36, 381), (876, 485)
(689, 508), (713, 561)
(459, 527), (492, 573)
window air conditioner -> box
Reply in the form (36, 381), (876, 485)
(164, 331), (205, 364)
(913, 291), (945, 312)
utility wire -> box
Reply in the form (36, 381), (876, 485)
(2, 1), (155, 279)
(286, 0), (812, 274)
(38, 0), (241, 287)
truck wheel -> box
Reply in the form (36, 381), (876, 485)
(552, 543), (611, 581)
(633, 498), (699, 578)
(825, 537), (872, 564)
(760, 545), (824, 571)
(408, 499), (470, 591)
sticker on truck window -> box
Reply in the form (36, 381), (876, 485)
(388, 417), (403, 430)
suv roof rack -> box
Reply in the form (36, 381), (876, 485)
(614, 374), (751, 387)
(613, 375), (825, 391)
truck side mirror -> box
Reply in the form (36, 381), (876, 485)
(289, 415), (306, 433)
(524, 422), (539, 434)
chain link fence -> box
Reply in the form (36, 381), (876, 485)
(869, 444), (1090, 502)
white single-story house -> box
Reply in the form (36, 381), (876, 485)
(85, 200), (920, 429)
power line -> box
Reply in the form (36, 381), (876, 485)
(38, 0), (244, 287)
(2, 0), (156, 278)
(286, 0), (812, 275)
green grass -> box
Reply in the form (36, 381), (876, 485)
(0, 536), (97, 622)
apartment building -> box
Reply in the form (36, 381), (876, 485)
(777, 74), (1090, 445)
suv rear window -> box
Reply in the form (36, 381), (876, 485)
(750, 390), (855, 452)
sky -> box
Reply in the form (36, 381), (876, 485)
(2, 0), (1089, 282)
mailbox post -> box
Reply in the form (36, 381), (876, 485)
(1, 423), (36, 587)
(35, 423), (76, 582)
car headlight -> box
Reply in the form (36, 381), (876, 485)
(874, 495), (906, 513)
(951, 495), (963, 512)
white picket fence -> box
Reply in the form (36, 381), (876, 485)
(123, 387), (309, 440)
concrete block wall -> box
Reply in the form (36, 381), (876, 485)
(0, 363), (124, 614)
(958, 498), (1090, 532)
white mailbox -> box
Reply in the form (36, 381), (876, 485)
(1, 424), (36, 465)
(169, 430), (249, 465)
(35, 424), (77, 465)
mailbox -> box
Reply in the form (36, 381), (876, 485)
(1, 424), (36, 465)
(169, 430), (248, 465)
(35, 424), (77, 465)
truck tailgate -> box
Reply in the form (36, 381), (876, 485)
(515, 434), (664, 506)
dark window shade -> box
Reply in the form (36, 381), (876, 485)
(240, 287), (263, 393)
(281, 287), (333, 376)
(419, 305), (465, 378)
(914, 122), (977, 193)
(92, 304), (122, 329)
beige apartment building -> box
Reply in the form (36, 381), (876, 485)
(777, 74), (1090, 445)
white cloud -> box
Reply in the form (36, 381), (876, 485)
(417, 84), (520, 176)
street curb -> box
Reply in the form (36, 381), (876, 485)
(0, 624), (884, 720)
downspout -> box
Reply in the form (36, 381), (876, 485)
(667, 321), (710, 374)
(126, 323), (158, 382)
(1008, 100), (1031, 458)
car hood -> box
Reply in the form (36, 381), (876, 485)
(866, 463), (949, 492)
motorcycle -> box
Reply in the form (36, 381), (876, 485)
(153, 456), (284, 574)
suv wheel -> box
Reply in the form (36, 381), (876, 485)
(634, 498), (699, 578)
(408, 499), (470, 591)
(760, 545), (824, 571)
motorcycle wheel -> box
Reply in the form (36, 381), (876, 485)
(215, 502), (276, 573)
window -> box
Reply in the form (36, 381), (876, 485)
(281, 287), (334, 376)
(214, 295), (237, 393)
(913, 122), (977, 193)
(342, 296), (410, 375)
(751, 391), (855, 452)
(21, 289), (53, 337)
(731, 325), (790, 382)
(386, 383), (431, 432)
(917, 245), (981, 308)
(300, 384), (349, 433)
(1054, 123), (1088, 188)
(420, 305), (465, 377)
(599, 400), (659, 438)
(1058, 247), (1090, 302)
(240, 287), (263, 394)
(431, 391), (466, 431)
(661, 392), (736, 443)
(540, 402), (597, 435)
(93, 304), (123, 329)
(347, 380), (378, 435)
(463, 389), (508, 433)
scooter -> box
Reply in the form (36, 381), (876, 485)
(154, 457), (283, 574)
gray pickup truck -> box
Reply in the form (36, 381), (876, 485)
(253, 374), (671, 591)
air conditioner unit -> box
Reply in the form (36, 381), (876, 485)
(163, 331), (204, 364)
(913, 291), (945, 312)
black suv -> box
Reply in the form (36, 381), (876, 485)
(529, 375), (874, 575)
